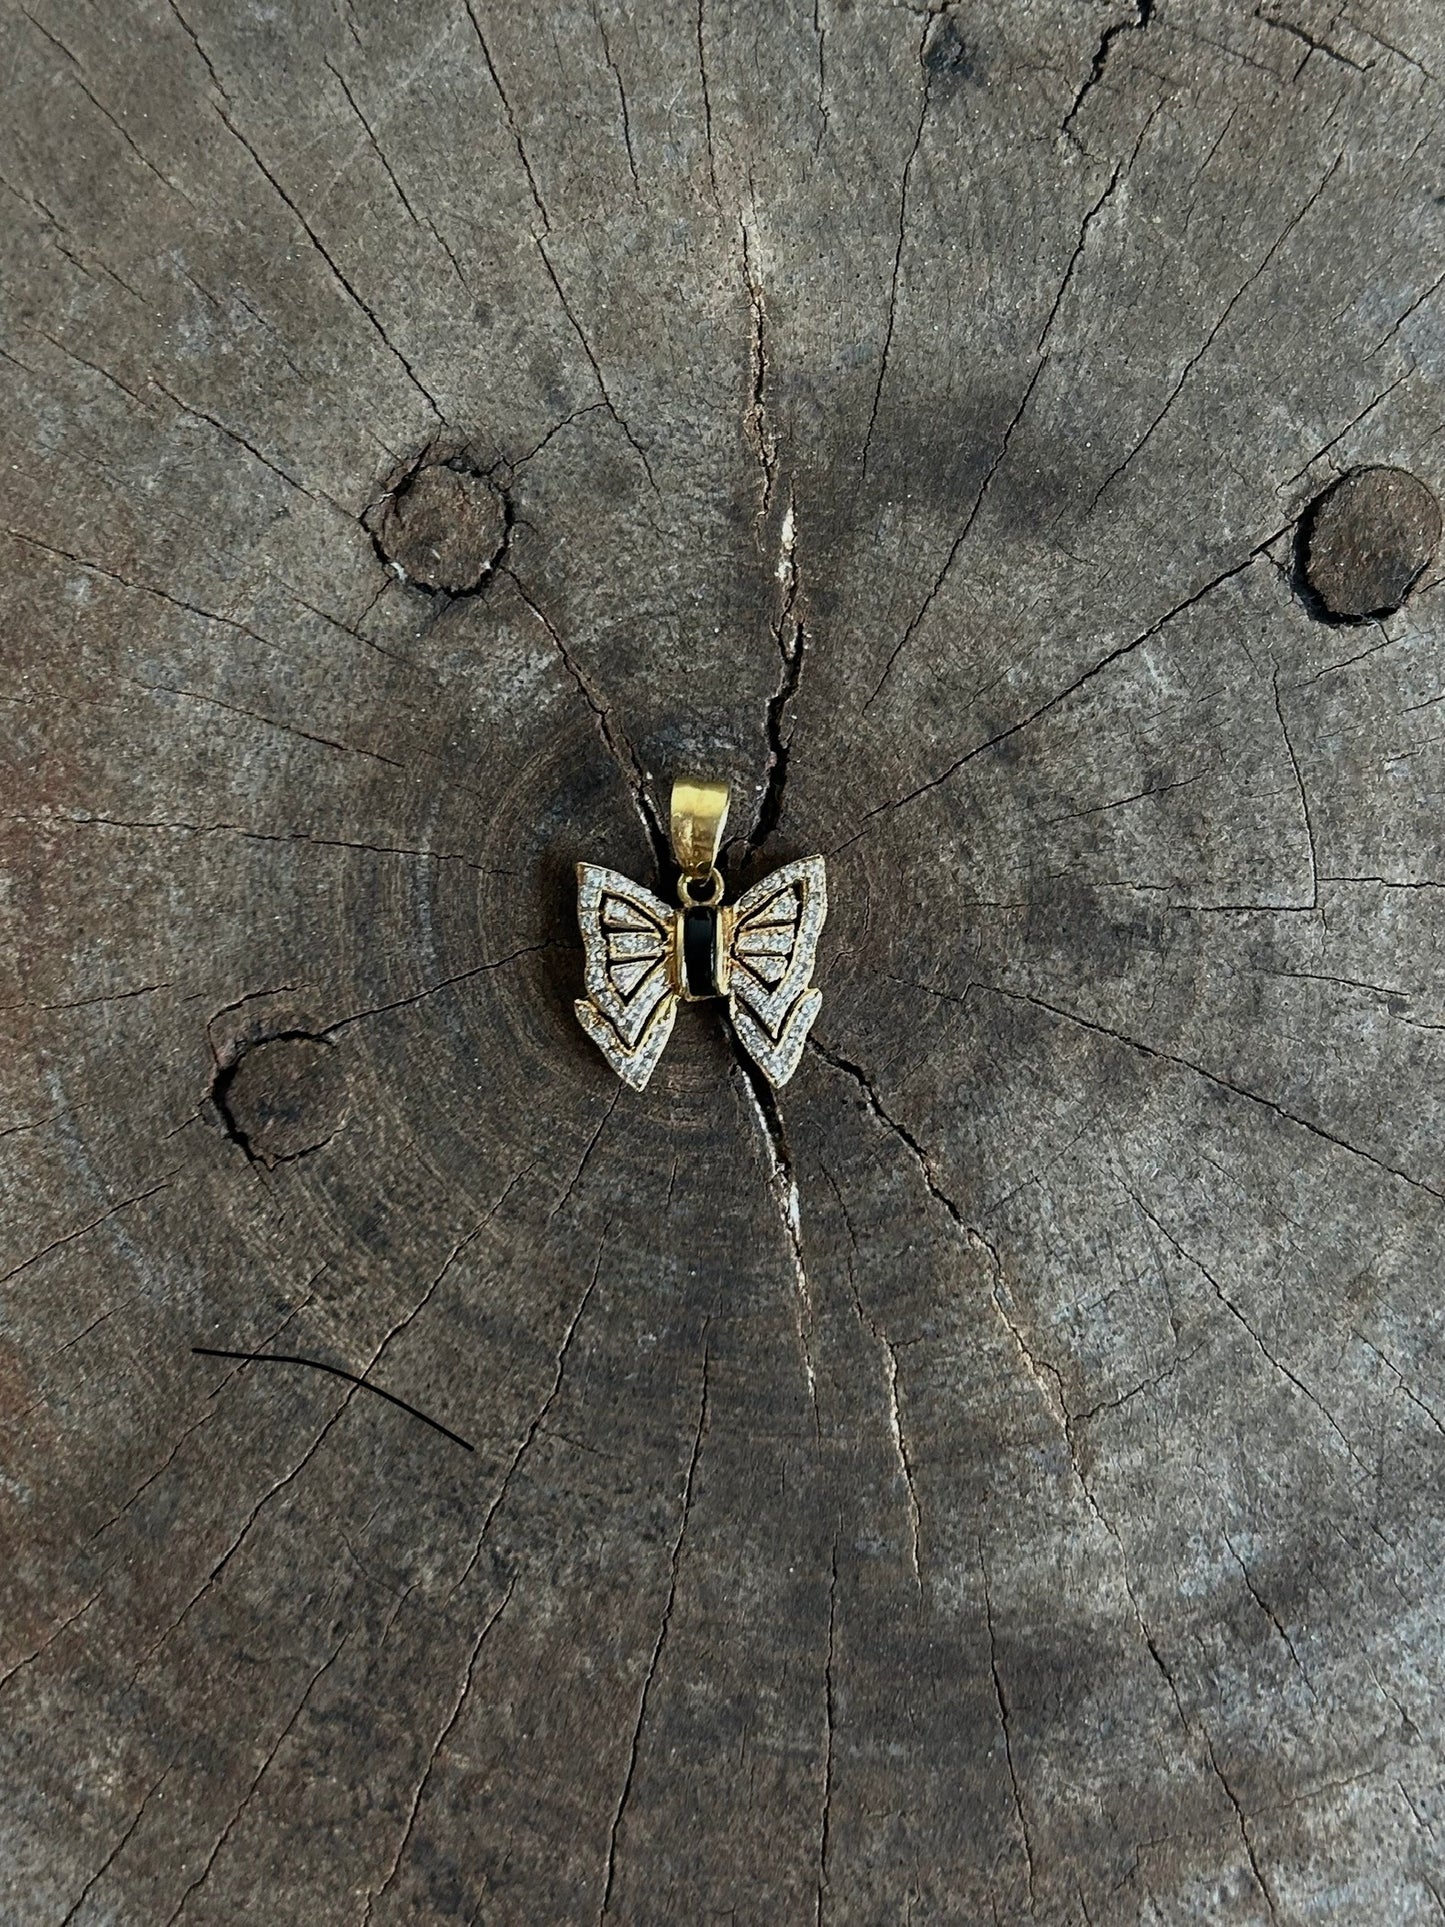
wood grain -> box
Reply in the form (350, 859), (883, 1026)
(3, 0), (1445, 1919)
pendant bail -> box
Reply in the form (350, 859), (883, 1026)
(669, 778), (730, 880)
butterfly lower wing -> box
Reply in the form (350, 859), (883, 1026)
(731, 987), (822, 1091)
(574, 994), (676, 1091)
(574, 863), (677, 1089)
(725, 855), (827, 1087)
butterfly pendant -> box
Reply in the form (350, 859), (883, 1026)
(574, 780), (827, 1091)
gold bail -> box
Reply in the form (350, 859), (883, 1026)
(670, 778), (729, 877)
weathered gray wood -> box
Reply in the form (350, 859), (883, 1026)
(3, 0), (1445, 1920)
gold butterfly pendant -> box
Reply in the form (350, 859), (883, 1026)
(575, 780), (827, 1091)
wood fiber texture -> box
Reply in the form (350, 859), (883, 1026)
(3, 0), (1445, 1920)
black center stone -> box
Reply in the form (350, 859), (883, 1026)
(682, 906), (719, 998)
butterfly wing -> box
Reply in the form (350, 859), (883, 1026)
(574, 863), (678, 1090)
(725, 855), (827, 1087)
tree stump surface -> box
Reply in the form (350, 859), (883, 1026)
(3, 1), (1445, 1920)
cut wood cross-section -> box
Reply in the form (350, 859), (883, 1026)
(3, 0), (1445, 1920)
